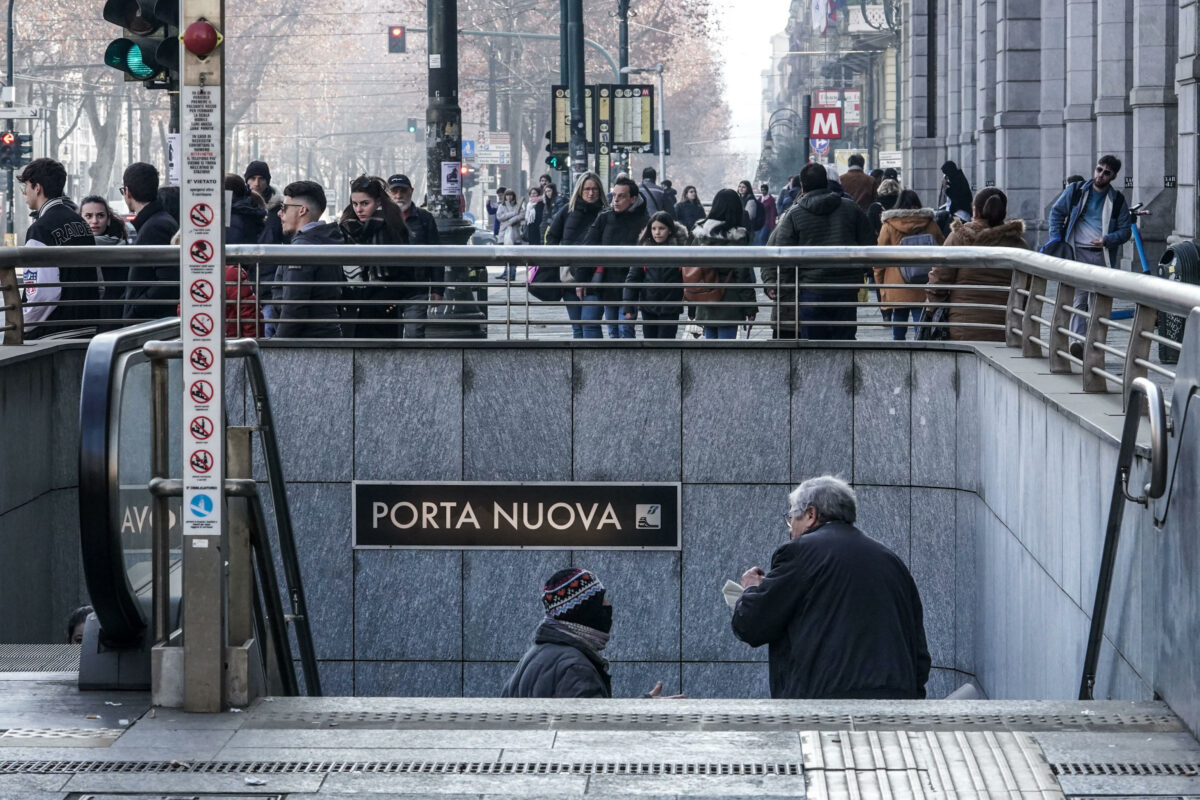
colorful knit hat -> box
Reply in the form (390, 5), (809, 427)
(542, 568), (605, 618)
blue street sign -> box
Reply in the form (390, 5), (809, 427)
(462, 139), (476, 159)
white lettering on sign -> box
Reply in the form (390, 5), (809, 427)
(369, 501), (624, 532)
(810, 108), (842, 139)
(180, 83), (224, 536)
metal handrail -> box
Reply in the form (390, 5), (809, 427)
(1079, 377), (1168, 700)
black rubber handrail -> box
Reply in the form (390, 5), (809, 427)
(78, 318), (181, 646)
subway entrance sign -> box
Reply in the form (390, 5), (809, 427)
(810, 108), (843, 139)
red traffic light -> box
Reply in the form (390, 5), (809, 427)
(459, 165), (469, 175)
(0, 132), (15, 146)
(390, 26), (404, 36)
(183, 20), (221, 57)
(388, 25), (406, 53)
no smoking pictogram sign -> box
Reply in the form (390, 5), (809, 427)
(189, 379), (214, 403)
(190, 347), (214, 371)
(190, 239), (215, 264)
(190, 449), (214, 474)
(189, 279), (214, 303)
(190, 312), (215, 337)
(190, 416), (214, 440)
(189, 203), (214, 227)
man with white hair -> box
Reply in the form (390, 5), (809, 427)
(731, 475), (930, 699)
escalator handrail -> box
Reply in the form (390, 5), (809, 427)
(78, 318), (181, 645)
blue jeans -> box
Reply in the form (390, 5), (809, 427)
(618, 307), (637, 339)
(890, 306), (914, 341)
(565, 293), (583, 338)
(796, 289), (858, 340)
(703, 324), (737, 339)
(581, 294), (619, 338)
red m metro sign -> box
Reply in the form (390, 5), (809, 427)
(810, 108), (842, 140)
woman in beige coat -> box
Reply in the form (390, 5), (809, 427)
(927, 187), (1027, 341)
(874, 190), (944, 340)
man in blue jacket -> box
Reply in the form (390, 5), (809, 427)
(272, 181), (344, 338)
(732, 475), (930, 700)
(1047, 154), (1133, 352)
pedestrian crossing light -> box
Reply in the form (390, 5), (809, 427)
(102, 0), (180, 88)
(388, 26), (407, 53)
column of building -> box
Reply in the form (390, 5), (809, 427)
(955, 0), (978, 174)
(1037, 0), (1067, 231)
(993, 0), (1043, 222)
(1093, 0), (1134, 257)
(1173, 0), (1199, 243)
(901, 0), (946, 201)
(974, 1), (998, 191)
(1130, 0), (1179, 261)
(1063, 0), (1097, 175)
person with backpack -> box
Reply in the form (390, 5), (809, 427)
(874, 190), (944, 340)
(737, 180), (765, 242)
(623, 210), (689, 339)
(638, 166), (671, 216)
(689, 188), (758, 339)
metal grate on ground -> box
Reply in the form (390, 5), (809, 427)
(0, 643), (80, 672)
(1052, 761), (1200, 777)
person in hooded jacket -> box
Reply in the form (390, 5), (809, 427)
(245, 160), (286, 245)
(673, 185), (705, 231)
(927, 187), (1027, 341)
(764, 163), (873, 339)
(623, 210), (688, 338)
(80, 194), (129, 328)
(546, 171), (607, 338)
(692, 188), (758, 339)
(225, 174), (267, 247)
(272, 180), (344, 338)
(874, 190), (944, 340)
(580, 176), (649, 338)
(338, 175), (411, 338)
(938, 160), (973, 232)
(501, 568), (679, 700)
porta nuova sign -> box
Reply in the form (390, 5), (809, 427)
(353, 482), (680, 550)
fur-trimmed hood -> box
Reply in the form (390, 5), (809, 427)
(638, 219), (690, 246)
(691, 217), (748, 245)
(945, 218), (1027, 248)
(880, 207), (936, 222)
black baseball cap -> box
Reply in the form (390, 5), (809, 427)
(387, 174), (413, 189)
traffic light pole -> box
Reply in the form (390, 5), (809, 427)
(566, 0), (586, 188)
(6, 0), (15, 240)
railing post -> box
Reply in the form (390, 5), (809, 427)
(1048, 280), (1076, 373)
(1122, 303), (1158, 409)
(1020, 274), (1047, 357)
(1005, 270), (1028, 348)
(1082, 293), (1114, 393)
(1, 265), (22, 345)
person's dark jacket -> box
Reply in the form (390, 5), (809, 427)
(674, 199), (705, 231)
(400, 204), (445, 296)
(638, 179), (671, 216)
(273, 221), (344, 338)
(22, 197), (96, 336)
(579, 198), (649, 299)
(762, 189), (873, 331)
(226, 196), (266, 245)
(524, 201), (547, 246)
(545, 199), (603, 247)
(623, 219), (689, 316)
(662, 185), (678, 214)
(257, 186), (286, 245)
(778, 184), (801, 214)
(500, 620), (612, 698)
(122, 200), (180, 320)
(732, 521), (930, 700)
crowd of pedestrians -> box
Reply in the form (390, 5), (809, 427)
(14, 150), (1132, 342)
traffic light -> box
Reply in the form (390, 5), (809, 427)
(544, 129), (566, 169)
(388, 25), (407, 53)
(102, 0), (179, 89)
(0, 131), (16, 170)
(461, 164), (478, 188)
(14, 133), (32, 167)
(407, 117), (418, 133)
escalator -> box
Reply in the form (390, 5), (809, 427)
(76, 318), (319, 697)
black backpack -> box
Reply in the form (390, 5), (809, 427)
(748, 195), (766, 232)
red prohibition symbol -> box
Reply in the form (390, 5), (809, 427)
(190, 449), (214, 474)
(189, 346), (214, 371)
(189, 203), (214, 227)
(190, 415), (214, 440)
(189, 279), (214, 303)
(190, 312), (215, 337)
(190, 239), (215, 264)
(189, 379), (214, 403)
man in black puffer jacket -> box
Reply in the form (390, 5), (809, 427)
(502, 568), (678, 699)
(17, 158), (96, 338)
(121, 161), (179, 321)
(763, 162), (873, 339)
(272, 180), (344, 338)
(580, 176), (648, 338)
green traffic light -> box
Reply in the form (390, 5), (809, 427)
(105, 39), (156, 79)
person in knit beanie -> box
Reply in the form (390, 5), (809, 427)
(500, 568), (681, 699)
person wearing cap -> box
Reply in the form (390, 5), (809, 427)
(501, 568), (680, 699)
(385, 173), (444, 337)
(245, 160), (286, 245)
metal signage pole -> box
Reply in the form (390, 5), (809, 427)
(178, 0), (226, 713)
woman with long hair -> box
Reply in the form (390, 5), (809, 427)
(691, 188), (758, 339)
(80, 194), (129, 325)
(339, 174), (410, 338)
(875, 189), (944, 340)
(927, 187), (1027, 341)
(545, 172), (607, 338)
(674, 185), (705, 231)
(623, 210), (689, 338)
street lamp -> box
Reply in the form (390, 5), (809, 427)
(620, 63), (665, 182)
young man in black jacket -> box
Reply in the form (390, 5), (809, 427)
(120, 162), (179, 321)
(733, 475), (930, 700)
(17, 158), (96, 338)
(582, 176), (648, 338)
(272, 180), (344, 338)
